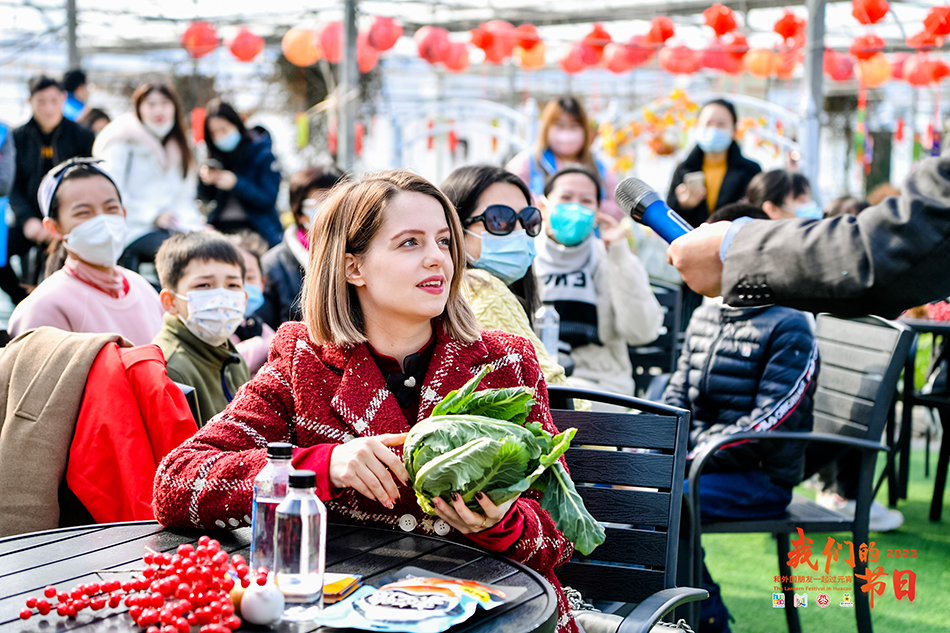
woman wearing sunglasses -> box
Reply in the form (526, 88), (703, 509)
(441, 165), (569, 387)
(535, 165), (663, 399)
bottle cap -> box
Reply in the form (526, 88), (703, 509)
(288, 470), (316, 489)
(267, 442), (293, 459)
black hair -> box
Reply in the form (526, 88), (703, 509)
(707, 202), (770, 223)
(825, 195), (870, 218)
(62, 70), (87, 93)
(745, 169), (811, 209)
(28, 75), (61, 96)
(204, 99), (250, 166)
(441, 164), (540, 325)
(543, 164), (604, 202)
(703, 98), (738, 126)
(77, 108), (110, 131)
(289, 165), (346, 224)
(155, 231), (247, 292)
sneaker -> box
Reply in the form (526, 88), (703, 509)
(815, 492), (904, 531)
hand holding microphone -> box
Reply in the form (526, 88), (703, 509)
(615, 177), (728, 297)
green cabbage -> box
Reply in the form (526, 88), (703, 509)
(405, 366), (605, 555)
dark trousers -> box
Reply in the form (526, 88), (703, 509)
(685, 470), (793, 633)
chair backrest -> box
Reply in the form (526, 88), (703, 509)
(547, 385), (691, 604)
(811, 314), (913, 444)
(629, 281), (682, 396)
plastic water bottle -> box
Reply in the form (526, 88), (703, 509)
(250, 442), (294, 571)
(534, 304), (561, 358)
(275, 470), (327, 620)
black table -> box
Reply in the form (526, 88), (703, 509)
(0, 521), (558, 633)
(897, 318), (950, 520)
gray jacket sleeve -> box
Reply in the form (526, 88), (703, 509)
(0, 127), (14, 197)
(722, 156), (950, 318)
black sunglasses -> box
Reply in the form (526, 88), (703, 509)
(464, 204), (542, 237)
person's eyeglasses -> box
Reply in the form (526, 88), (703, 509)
(464, 205), (542, 237)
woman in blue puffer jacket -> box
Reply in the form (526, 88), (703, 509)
(198, 100), (283, 248)
(662, 202), (819, 633)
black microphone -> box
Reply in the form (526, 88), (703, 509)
(615, 177), (693, 243)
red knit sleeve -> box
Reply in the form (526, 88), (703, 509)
(292, 445), (341, 502)
(152, 330), (300, 530)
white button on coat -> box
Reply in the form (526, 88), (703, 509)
(398, 514), (418, 532)
(433, 518), (451, 536)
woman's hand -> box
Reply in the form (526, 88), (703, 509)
(328, 433), (409, 509)
(675, 183), (706, 209)
(432, 492), (519, 535)
(155, 211), (179, 230)
(199, 166), (238, 191)
(596, 212), (627, 247)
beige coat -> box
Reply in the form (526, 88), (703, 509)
(0, 327), (127, 537)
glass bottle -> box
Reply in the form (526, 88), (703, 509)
(250, 442), (294, 571)
(534, 304), (561, 358)
(275, 469), (327, 620)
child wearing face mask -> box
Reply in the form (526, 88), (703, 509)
(225, 231), (276, 375)
(8, 158), (164, 344)
(534, 166), (663, 398)
(153, 231), (251, 426)
(506, 96), (624, 220)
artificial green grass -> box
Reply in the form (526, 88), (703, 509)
(702, 449), (950, 633)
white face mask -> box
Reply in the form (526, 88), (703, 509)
(174, 288), (247, 347)
(144, 119), (175, 139)
(63, 214), (128, 267)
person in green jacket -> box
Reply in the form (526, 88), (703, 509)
(153, 231), (251, 425)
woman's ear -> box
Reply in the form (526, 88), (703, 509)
(344, 253), (365, 287)
(761, 201), (783, 220)
(43, 217), (65, 241)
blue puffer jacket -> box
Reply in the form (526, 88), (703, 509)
(662, 300), (819, 487)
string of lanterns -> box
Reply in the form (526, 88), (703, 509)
(178, 4), (950, 89)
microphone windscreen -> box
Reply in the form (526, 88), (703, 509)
(614, 177), (658, 219)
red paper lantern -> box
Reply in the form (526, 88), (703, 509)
(774, 48), (802, 78)
(849, 34), (885, 61)
(602, 43), (633, 74)
(907, 30), (943, 51)
(645, 16), (675, 45)
(229, 28), (264, 62)
(515, 42), (546, 69)
(659, 46), (701, 75)
(891, 52), (909, 79)
(579, 23), (611, 65)
(559, 43), (587, 74)
(319, 21), (343, 64)
(480, 20), (516, 63)
(704, 4), (738, 37)
(356, 30), (378, 73)
(745, 48), (776, 78)
(774, 11), (805, 44)
(904, 53), (950, 86)
(470, 27), (494, 50)
(626, 35), (656, 66)
(181, 21), (219, 59)
(703, 41), (742, 74)
(442, 41), (470, 72)
(852, 0), (890, 25)
(924, 7), (950, 37)
(515, 24), (541, 50)
(857, 52), (891, 86)
(823, 49), (854, 81)
(367, 16), (402, 52)
(723, 31), (749, 59)
(415, 26), (450, 64)
(282, 27), (320, 67)
(191, 108), (205, 144)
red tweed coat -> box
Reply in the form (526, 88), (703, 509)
(153, 322), (579, 633)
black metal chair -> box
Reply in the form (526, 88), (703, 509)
(547, 386), (707, 633)
(629, 281), (682, 398)
(686, 314), (914, 633)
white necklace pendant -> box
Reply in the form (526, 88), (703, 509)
(403, 376), (417, 388)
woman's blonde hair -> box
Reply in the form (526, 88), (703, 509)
(302, 169), (480, 347)
(536, 96), (595, 169)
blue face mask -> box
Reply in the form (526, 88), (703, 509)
(468, 229), (537, 286)
(696, 127), (733, 154)
(215, 130), (242, 153)
(794, 201), (823, 220)
(549, 202), (596, 246)
(244, 283), (265, 317)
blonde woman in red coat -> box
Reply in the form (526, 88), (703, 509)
(153, 170), (580, 633)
